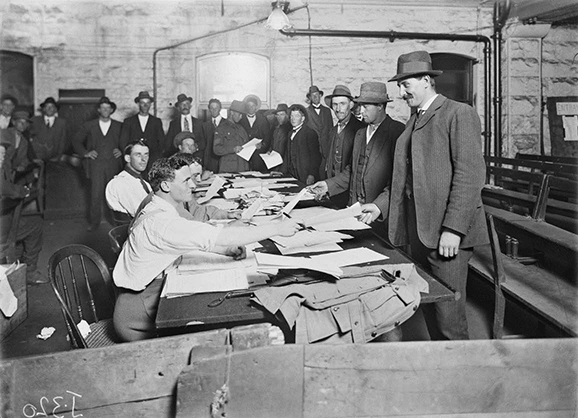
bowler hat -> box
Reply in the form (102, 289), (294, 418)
(97, 96), (117, 112)
(134, 91), (155, 103)
(243, 94), (262, 111)
(12, 110), (31, 122)
(176, 93), (192, 106)
(40, 97), (59, 109)
(173, 131), (196, 148)
(324, 84), (353, 106)
(353, 82), (392, 104)
(275, 103), (289, 114)
(306, 85), (324, 99)
(388, 50), (443, 82)
(230, 100), (247, 114)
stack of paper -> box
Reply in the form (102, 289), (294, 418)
(310, 247), (389, 267)
(163, 268), (249, 298)
(271, 231), (353, 255)
(293, 203), (371, 231)
(255, 252), (343, 278)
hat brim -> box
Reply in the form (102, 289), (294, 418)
(324, 94), (353, 107)
(243, 95), (262, 110)
(134, 96), (155, 103)
(388, 70), (443, 82)
(40, 101), (59, 109)
(306, 90), (324, 99)
(353, 96), (393, 104)
(176, 97), (193, 105)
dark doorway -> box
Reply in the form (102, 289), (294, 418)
(431, 53), (476, 106)
(0, 50), (34, 113)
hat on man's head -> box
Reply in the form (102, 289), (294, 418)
(97, 96), (117, 112)
(353, 82), (392, 104)
(275, 103), (289, 114)
(324, 85), (353, 106)
(173, 131), (196, 148)
(388, 50), (443, 82)
(0, 94), (18, 105)
(243, 94), (262, 111)
(176, 93), (193, 106)
(229, 100), (247, 114)
(306, 85), (324, 99)
(134, 91), (155, 103)
(40, 97), (59, 109)
(12, 110), (31, 122)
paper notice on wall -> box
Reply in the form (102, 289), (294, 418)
(0, 265), (17, 318)
(562, 116), (578, 141)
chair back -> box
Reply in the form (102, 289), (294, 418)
(108, 224), (130, 254)
(48, 244), (116, 348)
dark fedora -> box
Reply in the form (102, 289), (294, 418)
(306, 85), (324, 99)
(12, 110), (31, 122)
(288, 103), (308, 124)
(389, 50), (443, 82)
(97, 96), (117, 112)
(353, 82), (392, 104)
(229, 100), (247, 114)
(173, 131), (196, 148)
(275, 103), (289, 114)
(324, 84), (353, 106)
(40, 97), (59, 109)
(134, 91), (155, 103)
(176, 93), (193, 106)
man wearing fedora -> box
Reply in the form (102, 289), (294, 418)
(285, 104), (321, 185)
(323, 85), (366, 208)
(213, 100), (251, 173)
(310, 82), (404, 230)
(201, 98), (224, 174)
(239, 94), (271, 172)
(29, 97), (67, 162)
(305, 85), (333, 180)
(270, 103), (291, 172)
(388, 50), (488, 340)
(73, 96), (123, 231)
(120, 91), (165, 171)
(165, 93), (205, 161)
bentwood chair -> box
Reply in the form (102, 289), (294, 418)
(48, 244), (119, 349)
(108, 223), (130, 255)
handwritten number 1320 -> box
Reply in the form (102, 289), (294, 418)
(22, 390), (83, 418)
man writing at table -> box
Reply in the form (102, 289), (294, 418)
(113, 153), (301, 342)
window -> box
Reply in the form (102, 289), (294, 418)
(430, 53), (476, 106)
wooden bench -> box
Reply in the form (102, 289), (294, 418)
(487, 155), (578, 180)
(516, 152), (578, 166)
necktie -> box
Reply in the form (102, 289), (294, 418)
(337, 122), (345, 134)
(183, 117), (190, 132)
(314, 106), (320, 115)
(213, 118), (217, 128)
(46, 120), (50, 128)
(139, 178), (151, 194)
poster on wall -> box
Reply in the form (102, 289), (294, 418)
(547, 96), (578, 156)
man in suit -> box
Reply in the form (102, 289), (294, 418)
(305, 85), (334, 180)
(388, 50), (488, 340)
(309, 82), (404, 232)
(0, 94), (17, 129)
(120, 91), (165, 170)
(239, 94), (271, 172)
(323, 85), (365, 208)
(165, 93), (205, 161)
(73, 96), (123, 231)
(29, 97), (67, 162)
(201, 98), (223, 173)
(270, 103), (291, 172)
(285, 104), (321, 185)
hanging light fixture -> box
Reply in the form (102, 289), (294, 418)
(266, 1), (292, 30)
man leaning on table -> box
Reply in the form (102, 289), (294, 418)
(112, 153), (301, 342)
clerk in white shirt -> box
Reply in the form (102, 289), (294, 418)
(112, 153), (300, 341)
(105, 140), (151, 222)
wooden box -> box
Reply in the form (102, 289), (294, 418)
(0, 264), (27, 341)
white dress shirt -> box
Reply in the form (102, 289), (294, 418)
(105, 170), (151, 217)
(99, 119), (111, 136)
(44, 116), (56, 128)
(0, 114), (11, 129)
(138, 114), (149, 132)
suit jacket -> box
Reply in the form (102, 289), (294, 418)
(326, 116), (365, 178)
(326, 116), (404, 218)
(165, 115), (205, 160)
(285, 125), (321, 184)
(213, 119), (250, 173)
(388, 95), (488, 249)
(239, 113), (272, 171)
(271, 121), (291, 172)
(120, 114), (165, 165)
(72, 118), (123, 175)
(201, 118), (222, 173)
(30, 116), (67, 161)
(306, 104), (333, 178)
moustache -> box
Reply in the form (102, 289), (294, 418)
(402, 94), (413, 100)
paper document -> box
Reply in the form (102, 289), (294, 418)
(197, 176), (227, 204)
(0, 264), (18, 317)
(255, 252), (342, 278)
(278, 242), (343, 255)
(311, 247), (388, 267)
(271, 230), (353, 248)
(163, 268), (249, 298)
(282, 188), (308, 215)
(241, 198), (263, 220)
(178, 250), (255, 272)
(303, 202), (362, 227)
(260, 150), (283, 169)
(237, 138), (263, 161)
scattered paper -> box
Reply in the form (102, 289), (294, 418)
(278, 242), (343, 255)
(241, 198), (263, 220)
(311, 247), (388, 267)
(271, 230), (353, 248)
(197, 176), (227, 204)
(303, 202), (362, 227)
(163, 268), (249, 298)
(0, 265), (18, 317)
(260, 150), (283, 169)
(255, 252), (342, 278)
(314, 218), (372, 232)
(282, 188), (308, 215)
(77, 320), (91, 339)
(36, 327), (56, 340)
(237, 138), (263, 161)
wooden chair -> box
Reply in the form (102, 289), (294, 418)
(48, 244), (119, 349)
(485, 213), (506, 339)
(108, 223), (129, 255)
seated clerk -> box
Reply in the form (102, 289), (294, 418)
(112, 154), (300, 342)
(105, 140), (151, 221)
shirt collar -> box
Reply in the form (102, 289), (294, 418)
(338, 114), (351, 127)
(292, 123), (304, 132)
(247, 114), (256, 119)
(419, 94), (439, 113)
(124, 165), (143, 179)
(213, 115), (222, 124)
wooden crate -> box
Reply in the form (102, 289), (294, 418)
(0, 264), (27, 341)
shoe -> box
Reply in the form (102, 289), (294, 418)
(27, 270), (49, 285)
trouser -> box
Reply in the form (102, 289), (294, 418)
(113, 278), (163, 342)
(406, 195), (471, 340)
(89, 161), (119, 227)
(0, 211), (43, 271)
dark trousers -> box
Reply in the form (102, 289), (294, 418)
(406, 196), (471, 340)
(89, 160), (119, 227)
(0, 211), (43, 271)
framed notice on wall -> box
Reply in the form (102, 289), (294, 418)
(547, 96), (578, 156)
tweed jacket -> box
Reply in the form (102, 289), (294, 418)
(285, 125), (321, 183)
(72, 118), (123, 174)
(326, 116), (404, 219)
(120, 114), (165, 164)
(325, 115), (366, 178)
(388, 94), (488, 249)
(30, 116), (67, 161)
(213, 119), (250, 173)
(165, 115), (205, 160)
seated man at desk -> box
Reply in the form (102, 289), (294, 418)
(113, 153), (300, 342)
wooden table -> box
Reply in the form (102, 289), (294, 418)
(155, 228), (456, 334)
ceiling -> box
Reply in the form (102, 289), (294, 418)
(508, 0), (578, 24)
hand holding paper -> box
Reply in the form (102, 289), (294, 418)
(237, 138), (263, 161)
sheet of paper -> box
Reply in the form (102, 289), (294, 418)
(163, 268), (249, 298)
(197, 175), (227, 204)
(0, 265), (18, 317)
(237, 138), (262, 161)
(241, 198), (263, 220)
(255, 252), (342, 278)
(278, 242), (343, 255)
(206, 198), (239, 211)
(311, 247), (388, 267)
(259, 150), (283, 169)
(282, 188), (307, 215)
(303, 202), (362, 227)
(271, 230), (352, 248)
(313, 218), (372, 232)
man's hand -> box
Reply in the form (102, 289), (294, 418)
(201, 170), (213, 181)
(308, 181), (328, 200)
(113, 148), (122, 158)
(227, 246), (246, 260)
(358, 203), (381, 224)
(85, 150), (98, 160)
(234, 146), (243, 153)
(305, 175), (315, 186)
(227, 210), (242, 220)
(255, 140), (262, 150)
(438, 230), (461, 258)
(277, 219), (301, 237)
